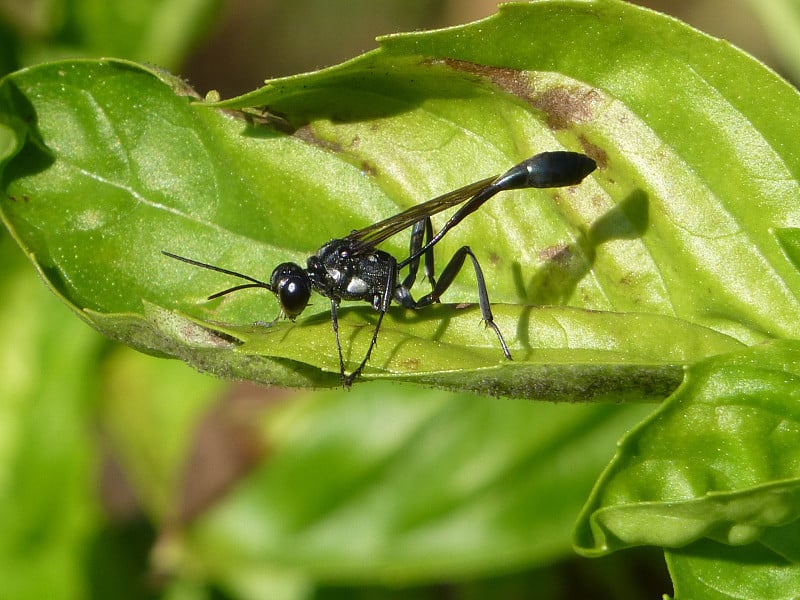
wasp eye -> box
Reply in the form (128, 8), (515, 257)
(279, 277), (311, 317)
(270, 263), (311, 319)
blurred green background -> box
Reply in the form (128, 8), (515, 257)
(0, 1), (797, 599)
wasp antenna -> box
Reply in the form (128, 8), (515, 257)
(207, 282), (273, 300)
(162, 250), (272, 289)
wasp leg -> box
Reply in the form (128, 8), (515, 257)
(401, 217), (437, 291)
(397, 246), (512, 360)
(342, 258), (398, 387)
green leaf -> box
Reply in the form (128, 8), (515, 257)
(736, 0), (800, 83)
(159, 384), (654, 588)
(2, 0), (220, 70)
(71, 0), (221, 69)
(1, 1), (798, 396)
(573, 340), (800, 556)
(775, 228), (800, 272)
(0, 234), (103, 600)
(667, 538), (800, 600)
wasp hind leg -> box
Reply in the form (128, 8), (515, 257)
(397, 245), (512, 360)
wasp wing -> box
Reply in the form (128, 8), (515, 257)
(346, 174), (497, 253)
(346, 151), (598, 254)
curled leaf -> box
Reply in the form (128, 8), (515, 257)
(574, 341), (800, 555)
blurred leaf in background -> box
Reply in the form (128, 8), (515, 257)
(0, 0), (221, 71)
(643, 0), (800, 86)
(1, 1), (799, 599)
(0, 233), (102, 599)
(737, 0), (800, 83)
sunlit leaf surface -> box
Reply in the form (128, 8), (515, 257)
(3, 1), (798, 397)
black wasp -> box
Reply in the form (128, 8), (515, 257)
(164, 151), (596, 386)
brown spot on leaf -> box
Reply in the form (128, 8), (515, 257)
(579, 135), (608, 169)
(437, 58), (534, 101)
(401, 357), (421, 371)
(538, 244), (572, 264)
(293, 125), (344, 153)
(435, 58), (601, 132)
(361, 160), (378, 177)
(530, 86), (602, 130)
